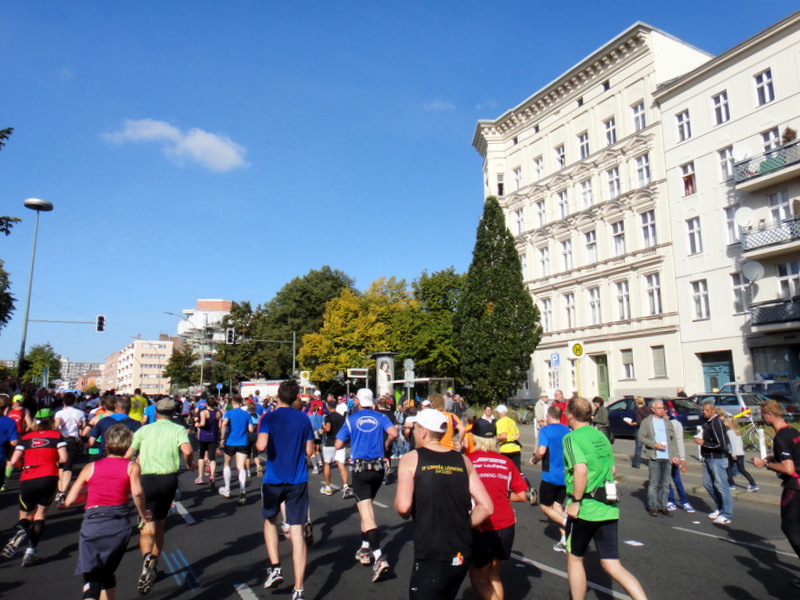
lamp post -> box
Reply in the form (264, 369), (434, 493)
(17, 198), (54, 377)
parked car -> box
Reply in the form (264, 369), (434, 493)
(717, 380), (800, 418)
(607, 396), (702, 438)
(689, 392), (765, 422)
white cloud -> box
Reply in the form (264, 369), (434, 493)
(475, 100), (497, 110)
(57, 67), (74, 82)
(102, 118), (248, 172)
(422, 99), (456, 112)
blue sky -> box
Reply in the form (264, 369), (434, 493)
(0, 1), (795, 364)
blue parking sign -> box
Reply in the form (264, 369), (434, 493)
(551, 352), (560, 367)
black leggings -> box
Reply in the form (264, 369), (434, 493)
(781, 488), (800, 559)
(83, 571), (116, 599)
(727, 455), (756, 487)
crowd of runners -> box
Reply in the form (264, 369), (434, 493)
(1, 379), (799, 599)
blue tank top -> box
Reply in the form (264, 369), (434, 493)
(198, 409), (219, 443)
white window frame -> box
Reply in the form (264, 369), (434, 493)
(612, 221), (625, 257)
(534, 156), (544, 180)
(681, 162), (696, 196)
(564, 292), (576, 329)
(520, 252), (528, 281)
(515, 209), (524, 236)
(755, 69), (775, 106)
(731, 272), (752, 314)
(621, 349), (635, 379)
(561, 239), (573, 271)
(604, 117), (617, 145)
(578, 132), (590, 160)
(641, 210), (657, 248)
(712, 91), (730, 125)
(725, 206), (741, 244)
(691, 279), (710, 320)
(557, 190), (569, 219)
(632, 102), (646, 131)
(762, 128), (780, 154)
(636, 153), (651, 187)
(652, 346), (667, 378)
(556, 144), (566, 169)
(546, 359), (560, 390)
(513, 167), (522, 191)
(687, 217), (703, 255)
(536, 200), (546, 228)
(778, 261), (800, 299)
(607, 166), (620, 199)
(580, 179), (593, 209)
(539, 247), (550, 277)
(585, 230), (597, 263)
(588, 287), (602, 325)
(718, 146), (734, 181)
(541, 298), (552, 333)
(646, 273), (662, 315)
(677, 110), (691, 142)
(616, 280), (630, 321)
(769, 191), (790, 223)
(497, 173), (504, 197)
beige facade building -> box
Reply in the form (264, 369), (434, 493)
(655, 10), (800, 391)
(472, 24), (714, 400)
(113, 334), (174, 396)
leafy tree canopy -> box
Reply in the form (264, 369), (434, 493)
(21, 343), (61, 384)
(163, 344), (200, 390)
(453, 197), (542, 404)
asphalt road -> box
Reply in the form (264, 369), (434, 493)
(1, 427), (798, 599)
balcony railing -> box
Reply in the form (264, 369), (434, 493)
(741, 216), (800, 251)
(734, 140), (800, 184)
(749, 296), (800, 325)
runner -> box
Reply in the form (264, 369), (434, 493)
(53, 391), (86, 505)
(321, 399), (349, 496)
(0, 394), (18, 492)
(334, 388), (398, 582)
(219, 396), (252, 505)
(194, 396), (221, 486)
(1, 408), (67, 566)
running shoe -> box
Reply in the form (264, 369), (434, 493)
(55, 491), (67, 506)
(280, 522), (290, 538)
(2, 528), (29, 559)
(291, 589), (306, 600)
(20, 547), (40, 567)
(194, 477), (204, 485)
(238, 492), (247, 506)
(355, 548), (372, 565)
(137, 553), (157, 595)
(372, 557), (390, 582)
(528, 488), (538, 506)
(342, 485), (354, 499)
(747, 485), (759, 492)
(218, 486), (231, 498)
(713, 515), (731, 525)
(708, 510), (720, 519)
(263, 566), (284, 589)
(303, 522), (314, 546)
(791, 577), (800, 589)
(553, 539), (567, 553)
(320, 485), (333, 496)
(666, 501), (677, 511)
(682, 502), (695, 513)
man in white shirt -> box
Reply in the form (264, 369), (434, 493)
(53, 392), (86, 505)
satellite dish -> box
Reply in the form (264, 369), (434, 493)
(741, 261), (764, 282)
(734, 206), (755, 228)
(732, 144), (752, 162)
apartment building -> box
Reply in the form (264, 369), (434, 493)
(654, 10), (800, 391)
(114, 334), (174, 395)
(472, 23), (712, 400)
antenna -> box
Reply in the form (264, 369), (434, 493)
(741, 261), (764, 282)
(734, 206), (755, 228)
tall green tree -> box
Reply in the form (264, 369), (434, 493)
(453, 196), (541, 404)
(21, 343), (61, 383)
(163, 344), (200, 390)
(0, 122), (17, 332)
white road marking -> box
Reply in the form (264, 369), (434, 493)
(624, 540), (644, 546)
(173, 501), (196, 524)
(234, 583), (260, 600)
(373, 500), (389, 509)
(510, 552), (632, 600)
(672, 526), (797, 558)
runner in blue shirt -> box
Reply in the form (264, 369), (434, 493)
(220, 397), (253, 505)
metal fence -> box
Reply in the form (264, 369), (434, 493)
(734, 140), (800, 184)
(750, 296), (800, 325)
(741, 217), (800, 251)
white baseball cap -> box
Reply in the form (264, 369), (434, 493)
(496, 404), (509, 414)
(416, 409), (448, 432)
(357, 388), (374, 407)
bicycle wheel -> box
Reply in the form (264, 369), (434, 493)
(742, 426), (758, 452)
(510, 411), (520, 423)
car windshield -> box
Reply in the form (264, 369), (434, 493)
(671, 398), (699, 411)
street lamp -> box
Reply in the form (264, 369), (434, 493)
(17, 198), (54, 377)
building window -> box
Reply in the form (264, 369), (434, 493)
(557, 190), (569, 219)
(534, 124), (540, 134)
(534, 156), (544, 180)
(607, 167), (620, 199)
(778, 261), (800, 299)
(541, 298), (552, 333)
(691, 279), (710, 319)
(636, 153), (651, 187)
(731, 272), (752, 314)
(580, 179), (593, 209)
(713, 91), (730, 125)
(536, 200), (546, 228)
(497, 173), (504, 196)
(604, 117), (617, 145)
(725, 206), (741, 244)
(616, 280), (630, 320)
(687, 217), (703, 255)
(564, 293), (576, 328)
(676, 110), (691, 141)
(521, 252), (528, 280)
(646, 273), (662, 315)
(762, 127), (781, 154)
(539, 247), (550, 277)
(652, 346), (667, 378)
(561, 239), (573, 270)
(577, 97), (584, 107)
(513, 167), (522, 191)
(588, 287), (602, 325)
(612, 221), (625, 257)
(718, 146), (734, 181)
(681, 162), (696, 196)
(556, 145), (566, 169)
(621, 349), (635, 379)
(515, 209), (524, 236)
(546, 359), (560, 390)
(632, 102), (646, 131)
(641, 210), (657, 248)
(602, 80), (610, 91)
(578, 132), (590, 159)
(755, 69), (775, 106)
(769, 191), (790, 223)
(585, 230), (597, 263)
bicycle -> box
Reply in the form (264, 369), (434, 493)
(739, 417), (774, 453)
(510, 404), (537, 425)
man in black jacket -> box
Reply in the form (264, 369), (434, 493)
(694, 401), (732, 524)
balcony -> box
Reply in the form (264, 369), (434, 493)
(741, 217), (800, 259)
(749, 296), (800, 326)
(734, 141), (800, 192)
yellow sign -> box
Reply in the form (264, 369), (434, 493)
(571, 342), (584, 357)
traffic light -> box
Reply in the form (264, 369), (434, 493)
(95, 315), (106, 332)
(225, 327), (235, 344)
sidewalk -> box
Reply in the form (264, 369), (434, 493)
(517, 425), (783, 510)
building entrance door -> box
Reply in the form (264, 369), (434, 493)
(701, 351), (734, 392)
(594, 354), (609, 401)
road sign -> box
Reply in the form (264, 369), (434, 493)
(348, 368), (368, 379)
(403, 358), (415, 370)
(568, 341), (584, 359)
(216, 383), (223, 390)
(300, 370), (310, 385)
(550, 352), (560, 367)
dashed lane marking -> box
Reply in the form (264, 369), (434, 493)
(672, 526), (796, 558)
(510, 552), (632, 600)
(234, 583), (260, 600)
(174, 501), (196, 524)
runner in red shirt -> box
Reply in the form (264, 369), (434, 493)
(1, 408), (66, 566)
(466, 429), (528, 600)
